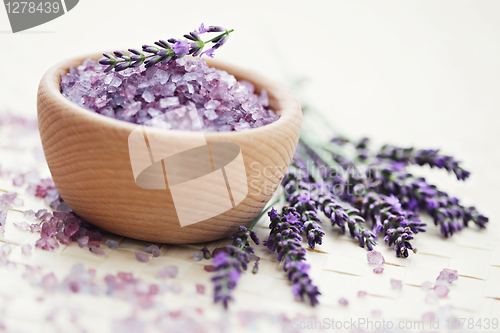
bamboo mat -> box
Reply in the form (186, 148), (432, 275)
(0, 114), (499, 333)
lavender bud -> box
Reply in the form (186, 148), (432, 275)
(142, 45), (159, 54)
(208, 26), (225, 32)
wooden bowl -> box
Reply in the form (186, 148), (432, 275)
(37, 53), (302, 243)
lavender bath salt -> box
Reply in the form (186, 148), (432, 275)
(60, 57), (278, 131)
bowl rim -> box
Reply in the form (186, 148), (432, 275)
(39, 52), (302, 140)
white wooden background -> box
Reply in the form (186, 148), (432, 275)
(1, 1), (499, 332)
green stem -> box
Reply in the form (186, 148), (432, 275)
(205, 29), (234, 44)
(248, 196), (282, 230)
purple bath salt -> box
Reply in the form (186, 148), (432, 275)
(61, 58), (279, 132)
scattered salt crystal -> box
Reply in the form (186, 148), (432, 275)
(422, 311), (435, 323)
(357, 291), (367, 298)
(21, 244), (32, 255)
(135, 251), (150, 263)
(338, 297), (348, 306)
(77, 236), (89, 247)
(367, 251), (385, 266)
(13, 174), (24, 186)
(390, 278), (402, 290)
(420, 281), (432, 291)
(105, 239), (119, 249)
(170, 283), (183, 294)
(193, 251), (204, 261)
(14, 221), (30, 230)
(35, 237), (59, 251)
(436, 268), (458, 283)
(434, 285), (449, 298)
(41, 221), (57, 238)
(196, 284), (205, 295)
(30, 224), (41, 233)
(89, 246), (105, 255)
(13, 198), (23, 206)
(34, 209), (47, 219)
(156, 265), (178, 279)
(1, 243), (12, 255)
(0, 210), (7, 226)
(204, 265), (216, 272)
(144, 245), (161, 257)
(373, 267), (384, 274)
(425, 289), (438, 303)
(0, 227), (4, 237)
(23, 209), (35, 218)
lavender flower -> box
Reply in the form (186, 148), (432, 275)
(211, 225), (259, 309)
(264, 207), (321, 306)
(377, 145), (470, 180)
(98, 24), (233, 72)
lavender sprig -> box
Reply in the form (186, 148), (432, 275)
(211, 225), (259, 309)
(264, 207), (321, 306)
(377, 145), (470, 180)
(98, 24), (233, 72)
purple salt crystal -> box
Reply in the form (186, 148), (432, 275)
(14, 221), (30, 230)
(373, 267), (384, 274)
(64, 221), (79, 237)
(203, 265), (216, 272)
(160, 97), (179, 108)
(135, 251), (150, 263)
(422, 311), (435, 323)
(338, 297), (348, 306)
(30, 224), (41, 233)
(1, 243), (12, 255)
(357, 291), (367, 298)
(144, 245), (160, 257)
(88, 240), (100, 248)
(390, 278), (403, 290)
(436, 268), (458, 283)
(142, 90), (155, 103)
(34, 209), (47, 219)
(35, 237), (59, 251)
(204, 109), (218, 120)
(123, 101), (142, 117)
(41, 221), (57, 238)
(0, 210), (7, 226)
(156, 265), (178, 279)
(23, 209), (36, 218)
(196, 284), (205, 295)
(204, 100), (220, 109)
(13, 198), (23, 206)
(425, 289), (438, 303)
(193, 250), (204, 261)
(21, 244), (32, 255)
(77, 236), (89, 247)
(105, 239), (119, 249)
(420, 281), (432, 291)
(89, 246), (105, 255)
(41, 273), (58, 291)
(434, 285), (450, 298)
(367, 250), (385, 266)
(13, 174), (24, 186)
(56, 202), (72, 213)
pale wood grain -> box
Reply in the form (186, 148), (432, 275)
(37, 54), (302, 243)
